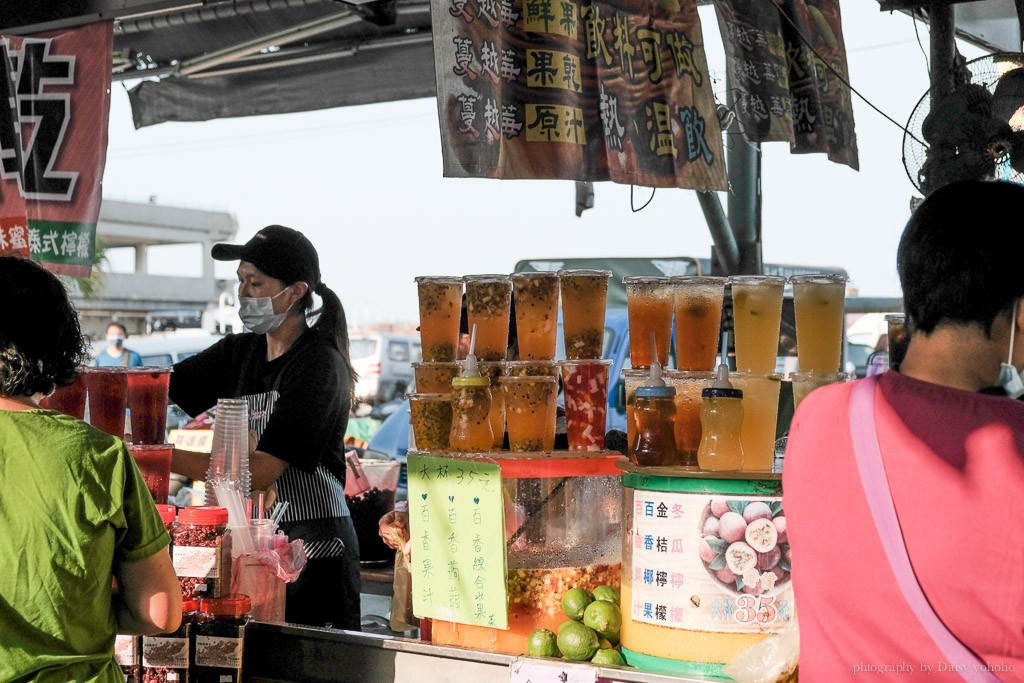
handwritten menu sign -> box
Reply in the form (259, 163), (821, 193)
(408, 454), (508, 629)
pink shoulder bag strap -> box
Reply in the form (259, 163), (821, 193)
(849, 376), (998, 681)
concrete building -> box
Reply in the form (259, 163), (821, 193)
(72, 199), (240, 338)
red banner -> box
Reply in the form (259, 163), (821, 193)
(432, 0), (728, 190)
(0, 21), (112, 276)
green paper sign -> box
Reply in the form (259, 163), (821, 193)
(408, 454), (508, 629)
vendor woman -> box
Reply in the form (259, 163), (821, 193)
(169, 225), (362, 630)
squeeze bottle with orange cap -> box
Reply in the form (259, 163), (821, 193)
(630, 335), (677, 467)
(697, 332), (745, 471)
(449, 325), (494, 452)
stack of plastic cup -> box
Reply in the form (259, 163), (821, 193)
(206, 398), (250, 505)
(558, 269), (612, 360)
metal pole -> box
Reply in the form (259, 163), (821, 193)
(696, 191), (740, 275)
(724, 75), (763, 275)
(928, 2), (956, 102)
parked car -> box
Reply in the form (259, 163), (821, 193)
(350, 332), (421, 405)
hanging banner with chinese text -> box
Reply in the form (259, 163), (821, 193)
(778, 0), (858, 169)
(408, 453), (508, 628)
(432, 0), (727, 190)
(712, 0), (794, 144)
(0, 21), (112, 276)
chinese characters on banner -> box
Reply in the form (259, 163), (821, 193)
(629, 491), (793, 633)
(712, 0), (857, 169)
(408, 454), (509, 628)
(432, 0), (728, 190)
(0, 21), (112, 277)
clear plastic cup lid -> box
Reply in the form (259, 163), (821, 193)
(622, 276), (672, 285)
(463, 274), (511, 283)
(788, 273), (849, 285)
(884, 313), (906, 322)
(499, 375), (558, 384)
(727, 275), (787, 285)
(668, 275), (727, 285)
(414, 276), (463, 285)
(557, 269), (612, 278)
(510, 271), (558, 280)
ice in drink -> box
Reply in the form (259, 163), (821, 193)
(561, 359), (612, 451)
(413, 362), (459, 394)
(672, 276), (725, 371)
(791, 274), (847, 373)
(408, 393), (453, 451)
(665, 370), (715, 467)
(464, 275), (512, 361)
(501, 375), (558, 452)
(511, 272), (559, 360)
(416, 277), (463, 362)
(791, 372), (851, 411)
(730, 372), (782, 472)
(624, 277), (673, 369)
(559, 270), (611, 359)
(128, 443), (173, 504)
(126, 367), (171, 444)
(729, 276), (786, 373)
(40, 369), (87, 419)
(505, 360), (561, 379)
(84, 368), (129, 438)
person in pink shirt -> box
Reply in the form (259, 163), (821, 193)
(784, 180), (1024, 681)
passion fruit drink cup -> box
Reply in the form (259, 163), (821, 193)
(511, 272), (559, 360)
(561, 359), (612, 451)
(730, 372), (783, 472)
(501, 375), (558, 452)
(791, 274), (848, 373)
(671, 276), (726, 371)
(665, 370), (715, 467)
(505, 360), (561, 379)
(459, 360), (507, 449)
(413, 362), (460, 394)
(408, 392), (453, 451)
(624, 277), (673, 369)
(791, 371), (851, 411)
(729, 276), (786, 373)
(464, 275), (512, 361)
(416, 276), (463, 362)
(559, 270), (611, 360)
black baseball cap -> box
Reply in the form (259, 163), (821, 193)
(211, 225), (321, 287)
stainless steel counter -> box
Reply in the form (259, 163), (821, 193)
(242, 622), (723, 683)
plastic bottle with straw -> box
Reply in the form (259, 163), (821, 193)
(697, 331), (745, 471)
(449, 324), (493, 452)
(630, 333), (677, 466)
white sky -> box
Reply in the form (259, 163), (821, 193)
(100, 0), (985, 327)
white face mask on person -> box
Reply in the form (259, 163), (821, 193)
(998, 299), (1024, 398)
(239, 287), (295, 335)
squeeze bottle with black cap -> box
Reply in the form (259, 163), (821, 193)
(629, 349), (677, 467)
(449, 325), (493, 452)
(697, 359), (745, 471)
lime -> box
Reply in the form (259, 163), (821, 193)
(526, 628), (559, 658)
(599, 638), (614, 650)
(583, 599), (622, 640)
(591, 648), (625, 666)
(592, 585), (620, 606)
(561, 587), (593, 621)
(557, 620), (600, 661)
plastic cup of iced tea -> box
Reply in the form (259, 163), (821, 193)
(408, 393), (453, 451)
(558, 270), (611, 360)
(126, 367), (172, 444)
(624, 276), (673, 369)
(39, 368), (87, 419)
(511, 272), (559, 360)
(84, 368), (129, 438)
(500, 375), (558, 452)
(729, 372), (783, 472)
(664, 370), (715, 467)
(127, 443), (173, 504)
(671, 276), (726, 372)
(464, 274), (513, 361)
(791, 274), (848, 373)
(413, 362), (460, 394)
(729, 276), (786, 373)
(886, 313), (908, 371)
(416, 276), (463, 362)
(790, 371), (851, 411)
(561, 359), (612, 451)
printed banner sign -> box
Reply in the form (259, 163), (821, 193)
(0, 21), (112, 276)
(408, 454), (508, 629)
(432, 0), (728, 189)
(628, 491), (794, 633)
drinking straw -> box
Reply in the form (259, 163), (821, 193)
(214, 481), (254, 555)
(270, 501), (290, 526)
(256, 492), (265, 520)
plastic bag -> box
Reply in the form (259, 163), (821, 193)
(723, 619), (799, 683)
(390, 548), (417, 632)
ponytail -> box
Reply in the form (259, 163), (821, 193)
(305, 282), (358, 397)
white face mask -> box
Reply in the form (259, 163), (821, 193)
(239, 287), (294, 335)
(998, 299), (1024, 398)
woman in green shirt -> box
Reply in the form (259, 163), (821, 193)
(0, 256), (181, 683)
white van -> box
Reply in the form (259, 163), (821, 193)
(91, 330), (223, 367)
(350, 332), (420, 404)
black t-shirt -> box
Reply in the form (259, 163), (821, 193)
(170, 331), (351, 521)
